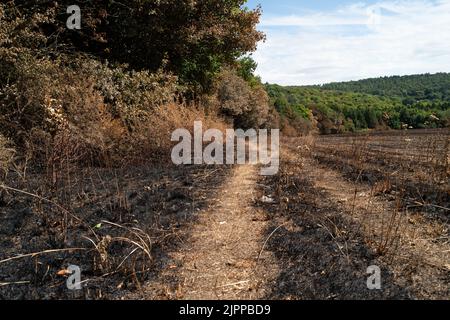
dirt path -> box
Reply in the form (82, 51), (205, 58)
(137, 157), (278, 300)
(135, 140), (448, 300)
(172, 164), (277, 299)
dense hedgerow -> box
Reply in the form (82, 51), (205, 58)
(0, 1), (275, 172)
(0, 1), (264, 93)
(0, 50), (231, 168)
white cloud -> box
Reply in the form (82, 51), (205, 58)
(253, 0), (450, 85)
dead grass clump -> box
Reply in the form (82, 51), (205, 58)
(84, 221), (153, 277)
(112, 102), (229, 165)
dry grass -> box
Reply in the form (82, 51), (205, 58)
(313, 130), (449, 216)
(300, 131), (449, 298)
(0, 158), (232, 299)
(259, 135), (449, 299)
(124, 102), (230, 165)
(0, 134), (14, 179)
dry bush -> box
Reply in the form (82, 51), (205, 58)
(121, 102), (229, 164)
(280, 116), (313, 137)
(0, 134), (14, 178)
(264, 105), (281, 130)
(214, 68), (270, 129)
(0, 51), (223, 169)
(280, 118), (299, 137)
(91, 60), (181, 118)
(244, 84), (270, 128)
(0, 55), (122, 172)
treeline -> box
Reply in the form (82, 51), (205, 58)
(2, 0), (264, 93)
(0, 1), (278, 171)
(266, 84), (450, 135)
(318, 73), (450, 104)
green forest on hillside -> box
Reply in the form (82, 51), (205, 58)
(266, 74), (450, 134)
(319, 73), (450, 103)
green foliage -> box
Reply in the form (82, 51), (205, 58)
(319, 73), (450, 104)
(236, 56), (262, 87)
(237, 57), (258, 82)
(266, 82), (449, 134)
(2, 1), (264, 93)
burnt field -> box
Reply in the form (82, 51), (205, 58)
(0, 129), (448, 300)
(257, 129), (449, 299)
(312, 129), (449, 219)
(0, 164), (232, 299)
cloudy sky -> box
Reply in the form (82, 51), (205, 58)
(245, 0), (450, 85)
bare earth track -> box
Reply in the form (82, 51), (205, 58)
(138, 163), (278, 300)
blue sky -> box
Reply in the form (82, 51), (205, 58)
(247, 0), (380, 14)
(244, 0), (450, 85)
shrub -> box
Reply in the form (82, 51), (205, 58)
(0, 49), (229, 168)
(0, 134), (14, 178)
(214, 69), (270, 129)
(0, 1), (265, 169)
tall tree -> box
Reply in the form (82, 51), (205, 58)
(2, 0), (264, 92)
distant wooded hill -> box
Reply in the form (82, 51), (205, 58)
(266, 73), (450, 134)
(316, 73), (450, 104)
